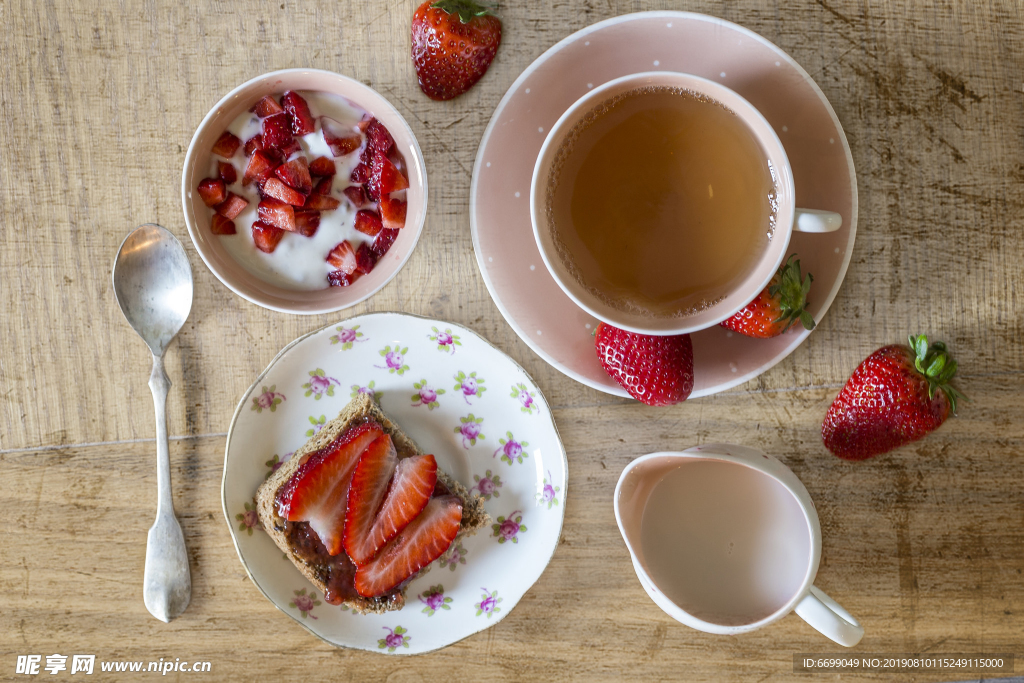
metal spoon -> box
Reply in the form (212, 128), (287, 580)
(112, 224), (194, 622)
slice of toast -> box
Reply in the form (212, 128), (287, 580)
(256, 392), (489, 614)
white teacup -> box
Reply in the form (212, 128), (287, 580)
(531, 72), (842, 335)
(614, 443), (863, 646)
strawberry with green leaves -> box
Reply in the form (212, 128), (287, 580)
(822, 335), (964, 461)
(721, 254), (815, 338)
(594, 323), (694, 406)
(411, 0), (502, 101)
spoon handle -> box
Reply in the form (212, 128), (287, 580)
(143, 353), (192, 622)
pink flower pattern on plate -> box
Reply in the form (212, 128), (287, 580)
(289, 588), (321, 619)
(330, 324), (366, 350)
(471, 470), (502, 500)
(454, 370), (486, 404)
(455, 414), (485, 448)
(492, 510), (526, 544)
(378, 626), (410, 652)
(251, 385), (286, 413)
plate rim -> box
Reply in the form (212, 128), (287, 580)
(220, 311), (569, 654)
(469, 10), (859, 398)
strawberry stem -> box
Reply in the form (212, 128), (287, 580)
(431, 0), (496, 22)
(768, 254), (816, 333)
(909, 334), (966, 414)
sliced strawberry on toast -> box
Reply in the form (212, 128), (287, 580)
(282, 91), (316, 136)
(353, 495), (462, 597)
(343, 435), (400, 563)
(275, 422), (384, 555)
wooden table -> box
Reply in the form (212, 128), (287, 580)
(2, 1), (1022, 680)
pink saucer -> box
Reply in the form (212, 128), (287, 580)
(470, 11), (857, 398)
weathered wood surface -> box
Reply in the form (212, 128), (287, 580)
(1, 0), (1022, 680)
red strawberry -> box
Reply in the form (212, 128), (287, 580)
(365, 119), (394, 156)
(197, 178), (226, 207)
(209, 214), (236, 235)
(353, 495), (462, 597)
(372, 228), (400, 257)
(281, 91), (315, 135)
(214, 193), (249, 220)
(355, 243), (378, 274)
(217, 161), (237, 185)
(380, 197), (407, 229)
(328, 270), (360, 287)
(251, 221), (285, 253)
(822, 335), (964, 461)
(262, 113), (294, 150)
(276, 422), (384, 555)
(356, 113), (374, 132)
(411, 0), (502, 101)
(343, 184), (368, 208)
(350, 161), (371, 184)
(242, 149), (278, 186)
(311, 176), (333, 196)
(721, 254), (815, 338)
(594, 323), (694, 406)
(278, 138), (302, 158)
(371, 154), (409, 196)
(262, 177), (307, 207)
(308, 156), (337, 177)
(294, 209), (321, 237)
(353, 209), (383, 237)
(252, 95), (284, 118)
(257, 198), (296, 231)
(243, 134), (263, 156)
(211, 131), (241, 158)
(321, 116), (363, 157)
(345, 446), (436, 565)
(305, 193), (341, 211)
(326, 240), (357, 273)
(274, 157), (313, 194)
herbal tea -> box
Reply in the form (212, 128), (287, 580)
(545, 86), (777, 317)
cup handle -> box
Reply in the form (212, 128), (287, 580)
(794, 208), (843, 233)
(794, 585), (864, 647)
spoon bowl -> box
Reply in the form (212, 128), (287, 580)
(112, 224), (194, 623)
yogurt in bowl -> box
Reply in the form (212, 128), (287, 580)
(182, 70), (427, 314)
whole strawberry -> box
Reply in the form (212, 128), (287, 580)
(594, 323), (694, 406)
(411, 0), (502, 101)
(822, 335), (964, 461)
(721, 254), (815, 338)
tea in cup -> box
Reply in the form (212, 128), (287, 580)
(614, 443), (863, 646)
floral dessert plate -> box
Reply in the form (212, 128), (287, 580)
(222, 312), (566, 654)
(470, 11), (858, 397)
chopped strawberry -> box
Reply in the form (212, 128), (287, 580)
(366, 119), (394, 156)
(262, 177), (307, 207)
(305, 193), (341, 211)
(328, 270), (360, 287)
(243, 134), (263, 156)
(353, 495), (462, 597)
(380, 197), (407, 229)
(294, 209), (321, 237)
(211, 131), (241, 158)
(275, 422), (384, 555)
(344, 439), (437, 565)
(217, 161), (237, 185)
(353, 209), (383, 237)
(350, 162), (371, 184)
(257, 198), (296, 231)
(312, 176), (333, 195)
(251, 221), (285, 253)
(262, 113), (294, 150)
(274, 157), (312, 194)
(356, 113), (374, 132)
(343, 185), (367, 208)
(214, 193), (249, 220)
(210, 214), (236, 235)
(321, 116), (363, 157)
(197, 178), (226, 207)
(242, 149), (278, 186)
(278, 138), (302, 158)
(282, 91), (316, 135)
(372, 228), (399, 257)
(253, 95), (284, 118)
(355, 243), (378, 274)
(326, 240), (357, 273)
(309, 156), (337, 177)
(371, 154), (409, 197)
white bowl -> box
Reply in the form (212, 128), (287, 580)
(181, 69), (427, 314)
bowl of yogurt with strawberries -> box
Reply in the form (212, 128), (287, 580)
(182, 69), (427, 314)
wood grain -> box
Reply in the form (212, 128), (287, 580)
(1, 0), (1022, 680)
